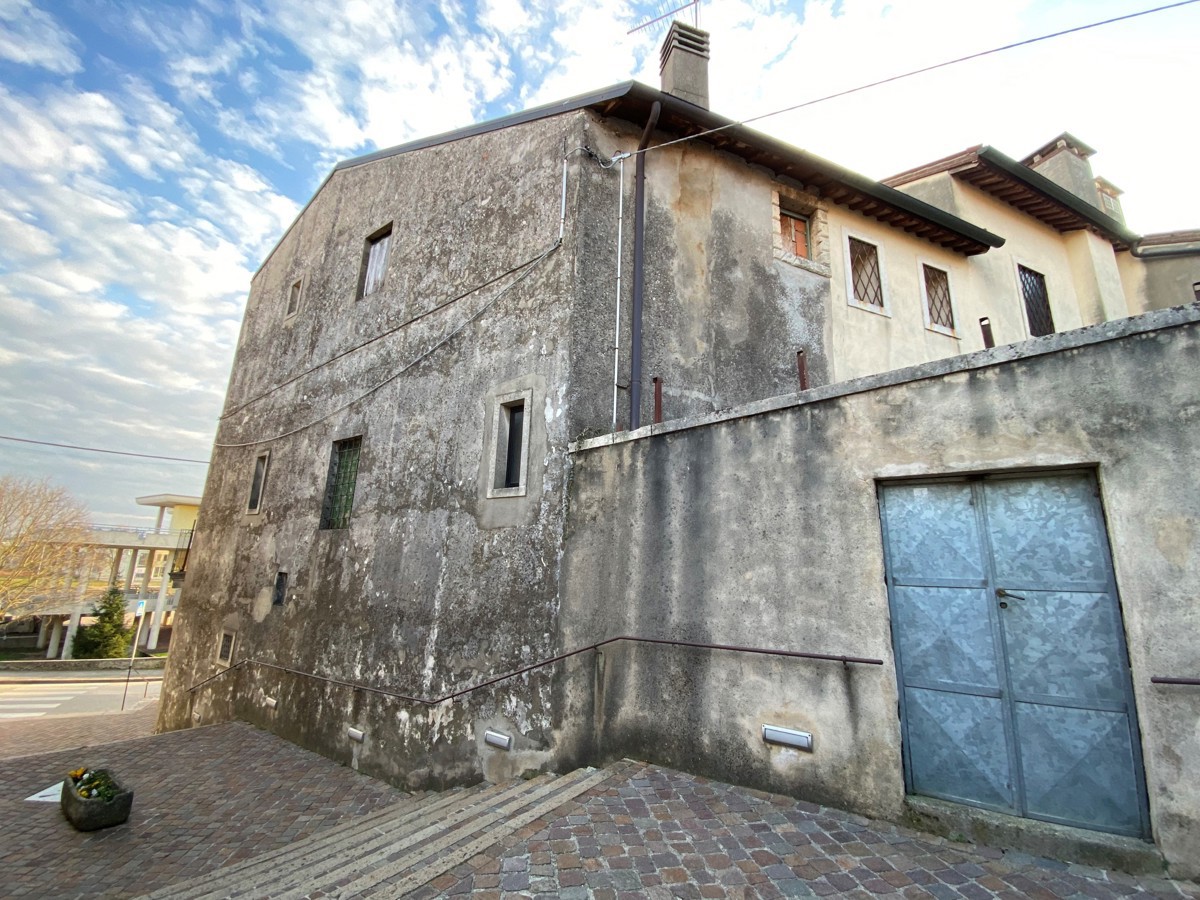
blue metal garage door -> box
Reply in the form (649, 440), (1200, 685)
(880, 473), (1149, 837)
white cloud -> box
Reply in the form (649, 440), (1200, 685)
(0, 0), (82, 73)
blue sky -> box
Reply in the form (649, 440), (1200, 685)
(0, 0), (1197, 524)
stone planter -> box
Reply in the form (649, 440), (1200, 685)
(60, 771), (133, 831)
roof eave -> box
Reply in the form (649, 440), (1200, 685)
(977, 147), (1138, 249)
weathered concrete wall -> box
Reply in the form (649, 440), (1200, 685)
(159, 100), (839, 790)
(1118, 251), (1200, 313)
(557, 304), (1200, 877)
(159, 111), (592, 788)
(566, 113), (831, 437)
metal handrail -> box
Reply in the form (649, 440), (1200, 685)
(1151, 676), (1200, 686)
(186, 635), (884, 704)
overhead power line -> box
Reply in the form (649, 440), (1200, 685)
(0, 434), (210, 465)
(643, 0), (1200, 156)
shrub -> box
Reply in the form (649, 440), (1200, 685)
(71, 588), (132, 659)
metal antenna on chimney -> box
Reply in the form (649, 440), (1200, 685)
(628, 0), (700, 36)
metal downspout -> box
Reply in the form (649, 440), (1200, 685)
(611, 156), (626, 432)
(629, 101), (661, 432)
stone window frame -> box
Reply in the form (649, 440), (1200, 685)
(285, 276), (304, 320)
(246, 450), (270, 515)
(918, 259), (959, 338)
(772, 186), (831, 277)
(216, 629), (236, 667)
(357, 223), (393, 300)
(486, 387), (534, 500)
(842, 229), (891, 318)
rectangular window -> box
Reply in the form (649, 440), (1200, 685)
(358, 224), (392, 299)
(286, 279), (303, 317)
(487, 388), (533, 498)
(847, 236), (886, 311)
(273, 571), (288, 606)
(780, 211), (810, 259)
(1018, 265), (1055, 337)
(921, 264), (955, 333)
(247, 451), (269, 514)
(217, 630), (236, 665)
(503, 402), (525, 488)
(320, 436), (362, 529)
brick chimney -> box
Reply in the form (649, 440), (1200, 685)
(659, 21), (710, 109)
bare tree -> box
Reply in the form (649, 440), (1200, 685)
(0, 476), (92, 620)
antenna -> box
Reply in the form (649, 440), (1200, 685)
(628, 0), (700, 36)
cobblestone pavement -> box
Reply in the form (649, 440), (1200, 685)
(0, 699), (159, 760)
(428, 763), (1199, 900)
(1, 721), (404, 899)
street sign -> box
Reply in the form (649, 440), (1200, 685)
(135, 600), (145, 617)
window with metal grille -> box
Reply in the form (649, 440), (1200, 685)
(217, 630), (235, 664)
(358, 225), (392, 299)
(1018, 265), (1055, 336)
(922, 264), (955, 332)
(320, 436), (362, 529)
(286, 279), (302, 317)
(780, 211), (810, 259)
(273, 571), (288, 606)
(247, 451), (269, 514)
(848, 237), (885, 309)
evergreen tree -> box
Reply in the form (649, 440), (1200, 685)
(71, 588), (133, 659)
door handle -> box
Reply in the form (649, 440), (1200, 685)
(996, 588), (1026, 601)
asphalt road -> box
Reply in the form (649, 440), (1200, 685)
(0, 677), (161, 718)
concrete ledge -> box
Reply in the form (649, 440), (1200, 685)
(903, 796), (1165, 876)
(570, 301), (1200, 454)
(0, 658), (166, 672)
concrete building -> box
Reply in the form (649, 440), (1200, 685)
(158, 24), (1200, 879)
(32, 493), (198, 658)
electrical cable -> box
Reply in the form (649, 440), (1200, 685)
(638, 0), (1200, 158)
(221, 248), (561, 420)
(0, 434), (209, 464)
(213, 241), (561, 449)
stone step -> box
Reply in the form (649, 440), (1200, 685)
(138, 788), (449, 900)
(364, 762), (627, 898)
(274, 772), (567, 900)
(193, 783), (499, 900)
(138, 764), (627, 900)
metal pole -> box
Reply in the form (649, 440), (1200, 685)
(121, 603), (145, 712)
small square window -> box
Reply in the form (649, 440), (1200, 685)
(286, 279), (303, 317)
(1018, 265), (1055, 337)
(216, 630), (236, 665)
(780, 211), (810, 259)
(846, 235), (887, 312)
(320, 436), (362, 529)
(273, 571), (288, 606)
(921, 264), (955, 334)
(358, 224), (392, 299)
(487, 389), (533, 498)
(247, 451), (269, 514)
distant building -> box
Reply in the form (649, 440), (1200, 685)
(159, 23), (1200, 879)
(32, 492), (198, 658)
